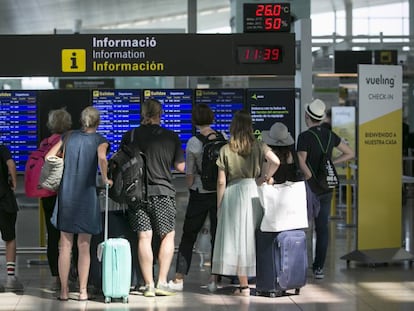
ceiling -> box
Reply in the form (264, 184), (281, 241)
(0, 0), (405, 34)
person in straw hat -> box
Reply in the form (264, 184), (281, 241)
(296, 99), (354, 280)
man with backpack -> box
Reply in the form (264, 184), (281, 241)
(0, 144), (23, 292)
(121, 98), (185, 297)
(297, 99), (354, 279)
(169, 103), (226, 292)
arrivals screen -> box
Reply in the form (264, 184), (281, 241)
(92, 89), (141, 154)
(247, 89), (296, 140)
(143, 89), (193, 151)
(195, 89), (245, 138)
(0, 91), (37, 171)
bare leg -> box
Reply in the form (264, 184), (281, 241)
(138, 230), (154, 286)
(58, 232), (74, 299)
(5, 239), (16, 262)
(77, 233), (91, 300)
(157, 230), (175, 285)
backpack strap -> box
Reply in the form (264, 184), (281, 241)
(307, 129), (332, 177)
(309, 129), (331, 155)
(130, 128), (135, 144)
(196, 131), (224, 145)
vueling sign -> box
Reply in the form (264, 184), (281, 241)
(61, 49), (86, 72)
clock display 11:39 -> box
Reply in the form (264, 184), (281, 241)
(237, 46), (283, 64)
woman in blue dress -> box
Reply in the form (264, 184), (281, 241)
(46, 106), (112, 301)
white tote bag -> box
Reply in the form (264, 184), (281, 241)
(257, 181), (308, 232)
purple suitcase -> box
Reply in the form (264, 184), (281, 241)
(256, 230), (307, 297)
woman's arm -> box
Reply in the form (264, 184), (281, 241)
(258, 149), (280, 185)
(216, 168), (226, 209)
(98, 142), (112, 186)
(45, 140), (63, 158)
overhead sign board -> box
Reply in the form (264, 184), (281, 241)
(0, 33), (295, 77)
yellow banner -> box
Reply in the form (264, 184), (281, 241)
(358, 110), (402, 249)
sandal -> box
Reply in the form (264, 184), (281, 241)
(232, 286), (250, 297)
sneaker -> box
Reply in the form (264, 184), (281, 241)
(207, 281), (217, 293)
(155, 282), (176, 296)
(314, 268), (325, 279)
(5, 276), (24, 291)
(143, 284), (156, 297)
(168, 280), (183, 291)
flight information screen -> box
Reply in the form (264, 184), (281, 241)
(0, 91), (37, 171)
(143, 89), (193, 151)
(195, 89), (245, 138)
(247, 88), (296, 140)
(92, 89), (141, 154)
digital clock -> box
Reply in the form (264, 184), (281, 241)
(243, 3), (291, 33)
(237, 46), (283, 64)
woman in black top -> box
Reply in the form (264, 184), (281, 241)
(262, 122), (301, 183)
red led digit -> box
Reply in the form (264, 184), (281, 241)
(254, 49), (260, 59)
(263, 48), (271, 61)
(273, 4), (281, 16)
(244, 48), (250, 60)
(256, 4), (264, 16)
(271, 48), (280, 60)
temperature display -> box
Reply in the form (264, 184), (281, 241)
(243, 3), (291, 33)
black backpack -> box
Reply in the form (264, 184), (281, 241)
(307, 130), (339, 194)
(108, 129), (148, 206)
(196, 132), (227, 191)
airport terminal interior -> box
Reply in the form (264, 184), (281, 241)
(1, 0), (414, 310)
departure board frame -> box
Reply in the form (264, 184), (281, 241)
(247, 88), (296, 141)
(0, 90), (37, 171)
(194, 89), (245, 138)
(92, 89), (141, 155)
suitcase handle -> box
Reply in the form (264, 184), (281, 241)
(104, 183), (109, 241)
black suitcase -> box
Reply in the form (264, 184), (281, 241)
(256, 230), (307, 297)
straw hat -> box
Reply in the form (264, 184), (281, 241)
(262, 122), (294, 146)
(305, 99), (326, 121)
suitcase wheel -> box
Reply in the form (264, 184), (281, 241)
(104, 296), (111, 303)
(122, 296), (129, 304)
(295, 288), (300, 295)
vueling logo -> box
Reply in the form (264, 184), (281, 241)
(61, 49), (86, 72)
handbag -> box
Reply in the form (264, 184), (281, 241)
(39, 131), (71, 192)
(39, 155), (64, 191)
(257, 181), (308, 232)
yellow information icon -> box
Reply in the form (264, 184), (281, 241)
(61, 49), (86, 72)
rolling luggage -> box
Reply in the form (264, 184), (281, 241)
(256, 230), (307, 297)
(100, 183), (132, 303)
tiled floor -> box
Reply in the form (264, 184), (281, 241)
(1, 178), (414, 311)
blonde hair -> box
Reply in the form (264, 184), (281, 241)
(141, 98), (162, 125)
(229, 110), (255, 156)
(47, 108), (72, 134)
(81, 106), (100, 129)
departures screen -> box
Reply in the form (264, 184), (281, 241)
(247, 88), (296, 140)
(195, 89), (245, 138)
(143, 89), (193, 151)
(92, 89), (141, 154)
(0, 91), (37, 171)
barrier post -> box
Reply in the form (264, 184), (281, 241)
(345, 161), (353, 225)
